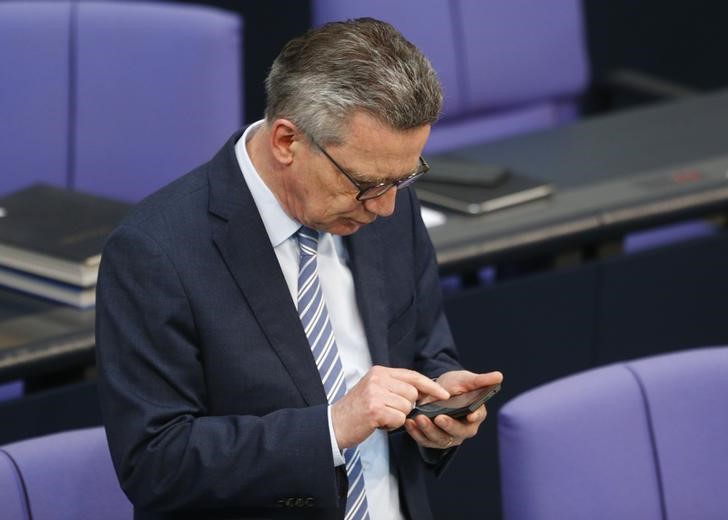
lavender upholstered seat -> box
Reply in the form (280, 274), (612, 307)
(312, 0), (589, 154)
(0, 1), (243, 201)
(0, 2), (71, 194)
(623, 219), (718, 253)
(0, 449), (28, 519)
(73, 2), (242, 201)
(498, 346), (728, 520)
(0, 426), (132, 520)
(0, 380), (24, 402)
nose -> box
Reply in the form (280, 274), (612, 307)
(363, 188), (397, 217)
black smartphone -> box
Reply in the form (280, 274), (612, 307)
(409, 383), (502, 420)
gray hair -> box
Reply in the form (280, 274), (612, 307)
(264, 18), (443, 146)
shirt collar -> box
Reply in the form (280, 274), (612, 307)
(234, 120), (301, 248)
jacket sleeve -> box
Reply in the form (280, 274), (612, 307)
(407, 188), (462, 379)
(95, 224), (343, 513)
(403, 189), (464, 474)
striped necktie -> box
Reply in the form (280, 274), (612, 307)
(296, 226), (371, 520)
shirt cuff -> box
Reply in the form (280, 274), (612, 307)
(327, 405), (346, 467)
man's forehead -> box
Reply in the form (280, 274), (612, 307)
(339, 111), (427, 146)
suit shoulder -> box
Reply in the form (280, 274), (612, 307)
(121, 165), (210, 231)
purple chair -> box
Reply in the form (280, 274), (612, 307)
(0, 426), (132, 520)
(498, 346), (728, 520)
(0, 381), (24, 402)
(0, 2), (71, 194)
(0, 1), (243, 201)
(312, 0), (589, 154)
(623, 219), (719, 253)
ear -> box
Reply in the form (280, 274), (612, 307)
(269, 118), (302, 167)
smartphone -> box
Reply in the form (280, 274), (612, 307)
(408, 383), (502, 420)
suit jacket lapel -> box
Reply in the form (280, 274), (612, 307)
(346, 223), (390, 367)
(208, 136), (327, 406)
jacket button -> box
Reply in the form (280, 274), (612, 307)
(286, 497), (296, 507)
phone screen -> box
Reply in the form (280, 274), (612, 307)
(426, 385), (497, 409)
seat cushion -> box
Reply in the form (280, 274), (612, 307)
(2, 427), (132, 520)
(498, 364), (663, 520)
(0, 449), (29, 520)
(629, 347), (728, 519)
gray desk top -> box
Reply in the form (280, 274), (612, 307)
(2, 91), (728, 380)
(0, 289), (94, 382)
(427, 89), (728, 267)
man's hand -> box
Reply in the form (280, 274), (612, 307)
(404, 370), (503, 450)
(330, 366), (450, 449)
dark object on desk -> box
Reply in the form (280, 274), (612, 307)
(416, 168), (553, 215)
(0, 184), (130, 289)
(0, 265), (95, 308)
(424, 156), (512, 188)
(0, 288), (94, 383)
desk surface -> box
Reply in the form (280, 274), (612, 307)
(0, 281), (94, 383)
(427, 89), (728, 268)
(2, 91), (728, 380)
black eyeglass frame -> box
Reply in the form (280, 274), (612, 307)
(311, 139), (429, 201)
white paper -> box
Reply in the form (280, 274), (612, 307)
(420, 206), (446, 228)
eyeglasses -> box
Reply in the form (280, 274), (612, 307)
(311, 139), (429, 201)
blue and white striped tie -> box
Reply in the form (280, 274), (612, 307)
(296, 226), (370, 520)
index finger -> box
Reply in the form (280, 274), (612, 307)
(388, 368), (450, 400)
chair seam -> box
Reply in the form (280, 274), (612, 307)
(624, 363), (668, 520)
(0, 448), (33, 520)
(66, 0), (79, 190)
(448, 0), (470, 111)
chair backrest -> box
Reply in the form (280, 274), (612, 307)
(312, 0), (589, 153)
(623, 219), (718, 253)
(0, 449), (29, 519)
(498, 346), (728, 520)
(0, 1), (243, 201)
(0, 1), (71, 194)
(0, 381), (24, 402)
(0, 426), (132, 520)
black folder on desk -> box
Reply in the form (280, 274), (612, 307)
(0, 288), (95, 381)
(415, 157), (553, 215)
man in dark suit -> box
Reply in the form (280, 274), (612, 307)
(96, 18), (502, 520)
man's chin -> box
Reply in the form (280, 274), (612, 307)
(328, 218), (372, 236)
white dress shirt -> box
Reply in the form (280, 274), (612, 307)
(235, 121), (404, 520)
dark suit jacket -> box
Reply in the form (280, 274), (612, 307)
(96, 132), (461, 520)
